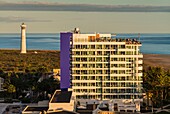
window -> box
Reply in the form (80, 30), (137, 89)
(75, 76), (80, 80)
(111, 45), (117, 49)
(119, 70), (125, 74)
(120, 51), (125, 55)
(75, 70), (80, 74)
(104, 51), (110, 55)
(97, 51), (102, 55)
(120, 58), (125, 61)
(121, 83), (125, 87)
(89, 57), (95, 62)
(76, 58), (80, 62)
(81, 70), (87, 74)
(96, 64), (102, 68)
(75, 45), (81, 49)
(89, 51), (95, 55)
(82, 64), (87, 68)
(96, 45), (102, 49)
(90, 45), (95, 49)
(104, 64), (109, 68)
(75, 64), (80, 68)
(76, 51), (80, 55)
(89, 70), (95, 74)
(119, 45), (125, 49)
(121, 77), (125, 81)
(126, 51), (133, 55)
(81, 58), (87, 62)
(96, 70), (102, 74)
(111, 64), (117, 67)
(81, 45), (87, 49)
(96, 57), (102, 62)
(104, 45), (110, 49)
(126, 46), (131, 49)
(81, 51), (87, 55)
(119, 64), (125, 67)
(81, 76), (87, 80)
(111, 70), (117, 74)
(89, 64), (95, 68)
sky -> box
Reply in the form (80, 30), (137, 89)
(2, 0), (170, 6)
(0, 0), (170, 33)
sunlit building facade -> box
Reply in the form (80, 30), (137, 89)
(60, 29), (143, 103)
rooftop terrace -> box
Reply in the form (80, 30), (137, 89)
(90, 37), (141, 44)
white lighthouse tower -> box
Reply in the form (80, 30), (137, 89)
(20, 23), (27, 54)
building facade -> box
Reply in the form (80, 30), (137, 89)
(60, 29), (143, 103)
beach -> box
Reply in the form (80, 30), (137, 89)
(144, 54), (170, 70)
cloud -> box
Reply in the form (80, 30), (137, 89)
(0, 1), (169, 12)
(0, 16), (51, 23)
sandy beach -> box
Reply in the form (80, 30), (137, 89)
(144, 54), (170, 70)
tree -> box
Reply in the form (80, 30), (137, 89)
(36, 77), (60, 100)
(143, 66), (170, 108)
(0, 69), (4, 76)
(7, 84), (16, 93)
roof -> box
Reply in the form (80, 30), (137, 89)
(51, 91), (72, 103)
(24, 106), (48, 111)
(48, 110), (78, 114)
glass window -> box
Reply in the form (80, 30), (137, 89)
(96, 64), (102, 68)
(96, 57), (102, 62)
(96, 45), (102, 49)
(90, 45), (95, 49)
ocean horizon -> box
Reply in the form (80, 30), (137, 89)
(0, 33), (170, 54)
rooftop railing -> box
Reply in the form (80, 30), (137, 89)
(90, 37), (141, 44)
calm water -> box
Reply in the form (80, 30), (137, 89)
(0, 33), (170, 54)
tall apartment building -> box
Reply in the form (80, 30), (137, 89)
(60, 28), (143, 106)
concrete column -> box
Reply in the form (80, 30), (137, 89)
(21, 23), (27, 53)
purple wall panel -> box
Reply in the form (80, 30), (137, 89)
(60, 32), (72, 89)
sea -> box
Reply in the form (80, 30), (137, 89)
(0, 33), (170, 54)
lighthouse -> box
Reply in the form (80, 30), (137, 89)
(20, 23), (27, 54)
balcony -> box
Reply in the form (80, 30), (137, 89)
(138, 60), (143, 64)
(138, 66), (143, 70)
(138, 73), (142, 76)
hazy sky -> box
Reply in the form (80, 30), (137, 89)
(0, 0), (170, 33)
(2, 0), (170, 6)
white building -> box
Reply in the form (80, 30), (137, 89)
(20, 23), (27, 54)
(60, 29), (143, 112)
(22, 89), (77, 114)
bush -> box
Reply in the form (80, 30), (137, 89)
(4, 98), (13, 103)
(21, 97), (31, 103)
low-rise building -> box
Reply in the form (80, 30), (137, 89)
(48, 89), (76, 112)
(22, 89), (77, 114)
